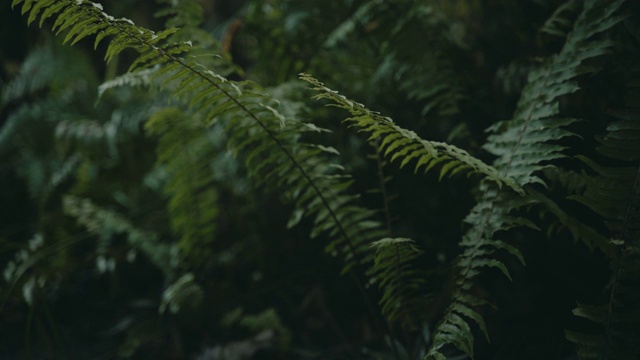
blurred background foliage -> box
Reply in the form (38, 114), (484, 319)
(0, 0), (638, 359)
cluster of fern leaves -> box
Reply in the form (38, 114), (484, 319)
(1, 0), (638, 359)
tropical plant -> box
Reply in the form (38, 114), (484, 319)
(1, 0), (638, 359)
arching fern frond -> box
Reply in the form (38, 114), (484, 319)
(299, 72), (527, 347)
(427, 0), (627, 358)
(13, 0), (385, 292)
(300, 73), (522, 194)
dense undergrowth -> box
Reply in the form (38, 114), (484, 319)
(0, 0), (638, 359)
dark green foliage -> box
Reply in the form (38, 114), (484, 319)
(1, 0), (639, 359)
(369, 238), (426, 330)
(424, 1), (630, 358)
(62, 195), (177, 275)
(326, 0), (467, 118)
(564, 17), (640, 357)
(145, 108), (220, 267)
(300, 73), (522, 193)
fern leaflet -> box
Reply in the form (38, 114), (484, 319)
(299, 73), (522, 193)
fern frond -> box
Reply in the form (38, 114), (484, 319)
(153, 0), (238, 74)
(566, 34), (640, 357)
(299, 72), (529, 344)
(323, 0), (382, 48)
(530, 188), (610, 253)
(385, 2), (466, 118)
(326, 0), (466, 117)
(368, 238), (427, 329)
(485, 0), (625, 187)
(145, 107), (220, 268)
(97, 66), (157, 97)
(300, 73), (522, 194)
(539, 0), (581, 39)
(63, 195), (178, 274)
(13, 0), (386, 284)
(0, 41), (101, 202)
(426, 185), (531, 359)
(426, 0), (627, 358)
(0, 41), (96, 106)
